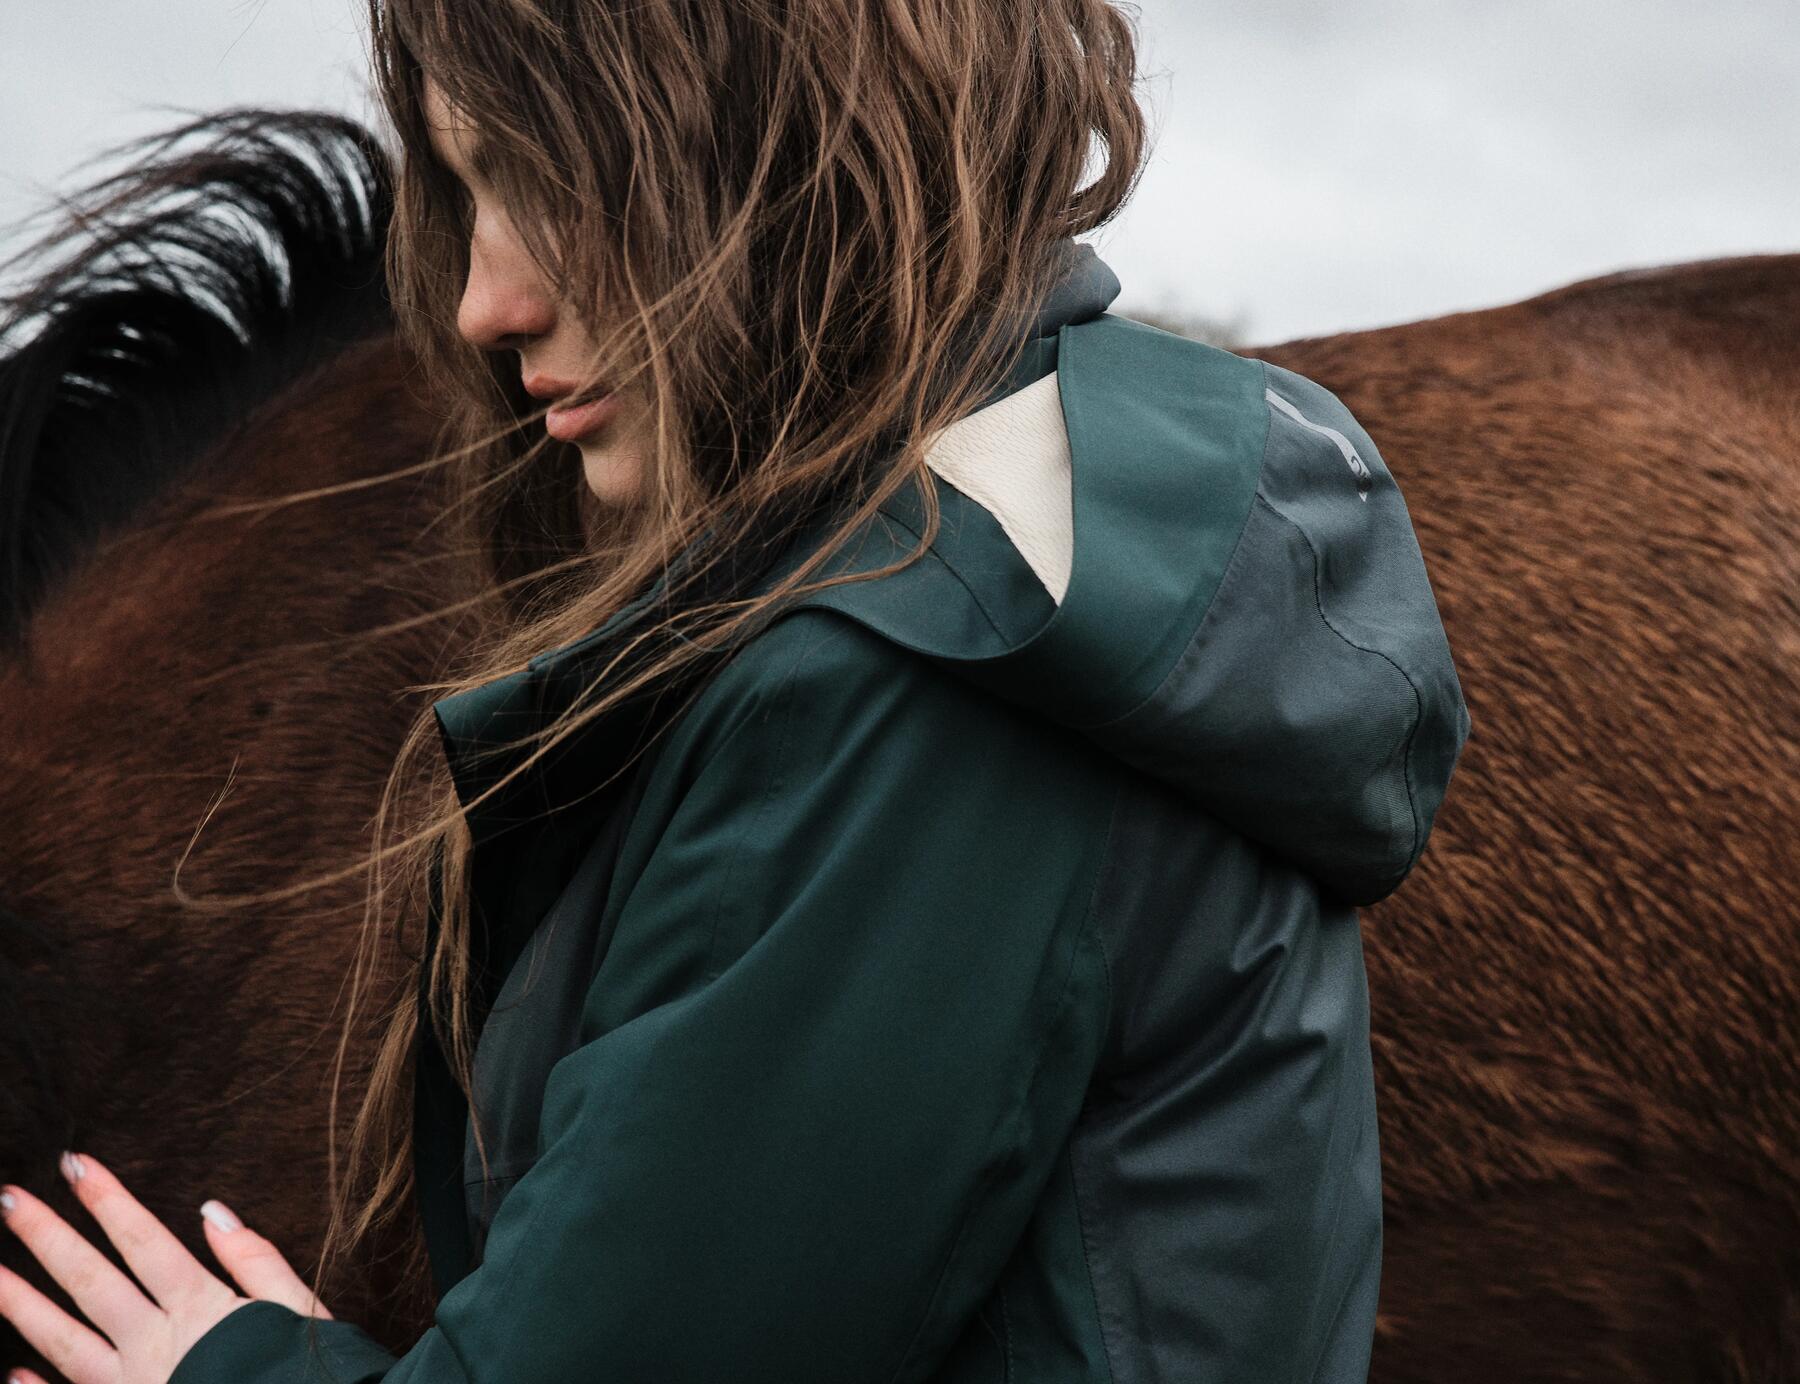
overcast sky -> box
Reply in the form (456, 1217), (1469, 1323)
(3, 0), (1795, 344)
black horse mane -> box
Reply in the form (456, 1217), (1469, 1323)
(0, 107), (396, 655)
(0, 115), (396, 1274)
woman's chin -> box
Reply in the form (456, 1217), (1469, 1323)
(580, 445), (644, 507)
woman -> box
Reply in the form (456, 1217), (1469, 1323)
(0, 2), (1470, 1381)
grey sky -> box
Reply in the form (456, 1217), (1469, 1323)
(3, 1), (1795, 343)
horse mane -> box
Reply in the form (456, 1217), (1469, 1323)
(0, 108), (395, 656)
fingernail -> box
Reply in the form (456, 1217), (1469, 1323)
(1, 1188), (17, 1216)
(59, 1151), (85, 1183)
(200, 1199), (243, 1233)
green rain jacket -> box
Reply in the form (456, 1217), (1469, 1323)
(170, 247), (1469, 1384)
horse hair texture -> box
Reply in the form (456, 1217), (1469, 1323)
(0, 108), (396, 656)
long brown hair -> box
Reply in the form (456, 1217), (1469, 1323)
(297, 0), (1148, 1312)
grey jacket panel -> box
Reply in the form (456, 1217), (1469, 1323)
(1075, 773), (1382, 1383)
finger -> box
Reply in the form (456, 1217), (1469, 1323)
(6, 1367), (53, 1384)
(1, 1179), (158, 1347)
(199, 1202), (334, 1319)
(0, 1261), (118, 1384)
(58, 1153), (229, 1320)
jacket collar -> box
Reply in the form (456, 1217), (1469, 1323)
(1026, 240), (1120, 341)
(430, 241), (1122, 845)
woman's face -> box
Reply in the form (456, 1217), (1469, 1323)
(422, 78), (651, 509)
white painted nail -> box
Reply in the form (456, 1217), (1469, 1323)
(200, 1199), (243, 1233)
(1, 1190), (16, 1214)
(59, 1151), (85, 1182)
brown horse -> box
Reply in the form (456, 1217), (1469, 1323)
(1, 111), (1794, 1383)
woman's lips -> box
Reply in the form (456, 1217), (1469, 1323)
(545, 392), (621, 443)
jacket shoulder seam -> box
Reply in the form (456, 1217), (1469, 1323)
(1085, 362), (1276, 733)
(871, 494), (1016, 641)
(696, 615), (842, 984)
(886, 773), (1122, 1382)
(1250, 487), (1424, 886)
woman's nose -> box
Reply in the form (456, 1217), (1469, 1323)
(456, 225), (557, 351)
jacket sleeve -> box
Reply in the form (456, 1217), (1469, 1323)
(169, 613), (1122, 1384)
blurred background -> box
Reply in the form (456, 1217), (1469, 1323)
(3, 0), (1796, 347)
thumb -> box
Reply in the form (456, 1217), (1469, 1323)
(200, 1200), (336, 1319)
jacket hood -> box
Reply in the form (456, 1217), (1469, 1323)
(434, 245), (1470, 907)
(753, 248), (1472, 906)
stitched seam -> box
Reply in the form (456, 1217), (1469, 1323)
(1084, 361), (1276, 733)
(886, 899), (1091, 1380)
(697, 619), (833, 982)
(1088, 802), (1120, 1077)
(1252, 489), (1425, 883)
(998, 1281), (1014, 1384)
(885, 776), (1121, 1384)
(432, 1310), (479, 1384)
(876, 500), (1015, 640)
(975, 1300), (1006, 1365)
(1303, 1093), (1377, 1384)
(438, 1184), (539, 1374)
(1067, 788), (1126, 1384)
(1284, 969), (1358, 1384)
(1067, 1137), (1119, 1384)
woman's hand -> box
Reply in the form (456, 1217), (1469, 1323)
(0, 1151), (332, 1384)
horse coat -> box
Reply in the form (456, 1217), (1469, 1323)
(168, 249), (1471, 1384)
